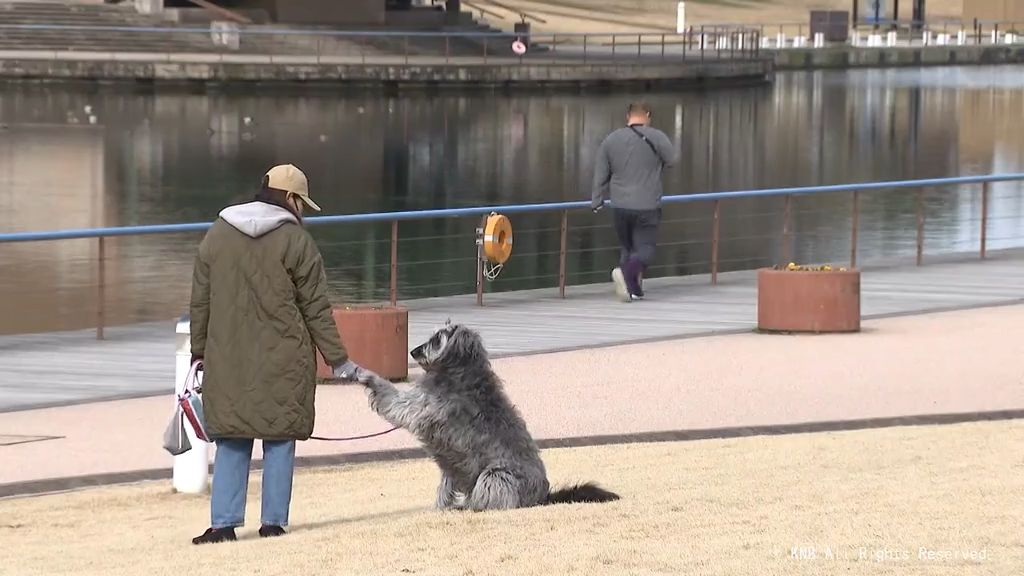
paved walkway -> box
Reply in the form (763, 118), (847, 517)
(2, 250), (1023, 413)
(1, 297), (1022, 496)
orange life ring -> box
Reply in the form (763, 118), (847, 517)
(482, 213), (513, 264)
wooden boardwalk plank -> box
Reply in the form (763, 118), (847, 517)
(1, 250), (1022, 413)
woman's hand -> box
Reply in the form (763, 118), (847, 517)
(332, 360), (362, 382)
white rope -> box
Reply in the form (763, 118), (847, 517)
(483, 261), (504, 281)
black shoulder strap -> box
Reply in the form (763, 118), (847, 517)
(628, 125), (663, 166)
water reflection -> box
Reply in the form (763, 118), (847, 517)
(1, 65), (1023, 333)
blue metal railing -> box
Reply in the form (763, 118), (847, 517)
(1, 173), (1022, 244)
(2, 172), (1023, 338)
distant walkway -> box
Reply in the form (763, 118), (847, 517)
(1, 250), (1022, 413)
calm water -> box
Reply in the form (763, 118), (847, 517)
(2, 66), (1024, 333)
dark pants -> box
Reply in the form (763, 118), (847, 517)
(613, 207), (660, 296)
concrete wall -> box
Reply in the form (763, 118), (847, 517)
(0, 58), (773, 88)
(227, 0), (386, 25)
(963, 0), (1024, 22)
(772, 45), (1024, 70)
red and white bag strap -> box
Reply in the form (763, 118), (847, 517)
(184, 359), (203, 393)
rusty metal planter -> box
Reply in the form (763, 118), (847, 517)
(757, 268), (861, 333)
(316, 305), (409, 381)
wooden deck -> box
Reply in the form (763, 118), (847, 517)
(2, 250), (1022, 413)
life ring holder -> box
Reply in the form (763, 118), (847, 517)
(477, 212), (512, 281)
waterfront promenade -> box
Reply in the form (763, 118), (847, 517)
(3, 249), (1023, 414)
(1, 249), (1023, 497)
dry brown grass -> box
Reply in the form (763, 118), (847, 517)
(2, 419), (1022, 576)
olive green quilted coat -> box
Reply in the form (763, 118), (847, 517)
(190, 201), (348, 440)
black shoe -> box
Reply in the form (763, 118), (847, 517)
(259, 525), (286, 538)
(192, 527), (237, 545)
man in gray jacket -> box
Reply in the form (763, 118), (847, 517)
(591, 102), (676, 302)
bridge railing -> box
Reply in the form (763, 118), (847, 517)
(1, 173), (1023, 339)
(0, 23), (764, 64)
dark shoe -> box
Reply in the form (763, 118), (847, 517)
(259, 525), (286, 538)
(192, 527), (237, 545)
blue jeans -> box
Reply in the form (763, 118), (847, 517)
(210, 438), (296, 529)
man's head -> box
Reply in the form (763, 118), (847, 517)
(626, 101), (652, 126)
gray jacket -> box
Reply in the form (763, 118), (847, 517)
(591, 125), (677, 211)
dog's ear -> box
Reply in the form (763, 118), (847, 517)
(445, 325), (487, 367)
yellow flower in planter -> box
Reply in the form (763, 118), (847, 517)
(774, 263), (849, 272)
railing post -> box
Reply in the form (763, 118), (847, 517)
(700, 25), (705, 62)
(980, 182), (989, 259)
(711, 200), (720, 285)
(916, 189), (925, 266)
(97, 236), (105, 340)
(661, 33), (666, 60)
(390, 220), (398, 306)
(583, 34), (588, 62)
(782, 194), (793, 264)
(850, 190), (860, 268)
(637, 34), (642, 59)
(612, 34), (617, 59)
(558, 211), (568, 298)
(476, 214), (486, 306)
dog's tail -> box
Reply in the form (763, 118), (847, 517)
(545, 482), (620, 505)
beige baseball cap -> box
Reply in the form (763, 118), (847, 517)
(264, 164), (321, 212)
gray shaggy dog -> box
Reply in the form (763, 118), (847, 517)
(356, 322), (620, 511)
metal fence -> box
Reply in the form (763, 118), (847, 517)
(0, 23), (764, 64)
(1, 173), (1023, 339)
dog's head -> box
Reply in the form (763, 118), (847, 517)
(410, 322), (487, 372)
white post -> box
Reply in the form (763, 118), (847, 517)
(676, 2), (686, 34)
(957, 30), (966, 46)
(173, 316), (210, 494)
(991, 30), (997, 44)
(887, 31), (897, 47)
(776, 32), (786, 48)
(814, 32), (824, 48)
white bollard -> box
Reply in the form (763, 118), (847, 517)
(887, 31), (897, 47)
(852, 33), (861, 46)
(922, 30), (931, 45)
(813, 32), (824, 48)
(957, 30), (966, 45)
(776, 32), (786, 48)
(676, 2), (686, 34)
(173, 316), (210, 494)
(991, 30), (997, 44)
